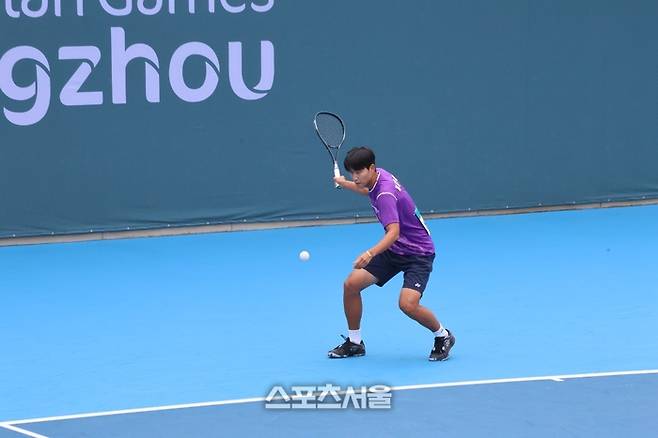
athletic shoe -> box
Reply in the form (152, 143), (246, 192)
(429, 329), (455, 361)
(328, 335), (366, 358)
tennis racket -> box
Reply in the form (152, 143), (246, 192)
(313, 111), (346, 189)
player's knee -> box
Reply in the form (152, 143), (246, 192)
(343, 278), (361, 296)
(399, 299), (418, 316)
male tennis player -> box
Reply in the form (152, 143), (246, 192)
(328, 146), (455, 361)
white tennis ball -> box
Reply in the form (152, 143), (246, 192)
(299, 250), (310, 262)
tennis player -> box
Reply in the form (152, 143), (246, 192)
(328, 147), (455, 361)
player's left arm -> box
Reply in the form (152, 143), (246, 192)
(354, 223), (399, 269)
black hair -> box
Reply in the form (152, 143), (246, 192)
(343, 147), (376, 172)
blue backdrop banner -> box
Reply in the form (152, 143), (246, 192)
(1, 1), (657, 237)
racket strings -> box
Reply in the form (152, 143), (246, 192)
(315, 113), (345, 148)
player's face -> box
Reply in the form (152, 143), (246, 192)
(351, 165), (377, 189)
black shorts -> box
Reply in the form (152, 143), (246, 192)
(364, 250), (435, 295)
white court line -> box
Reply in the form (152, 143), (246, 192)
(389, 369), (658, 391)
(5, 368), (658, 427)
(0, 423), (49, 438)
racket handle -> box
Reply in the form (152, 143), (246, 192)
(333, 162), (342, 189)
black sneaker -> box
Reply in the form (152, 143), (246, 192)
(429, 329), (455, 361)
(328, 335), (366, 358)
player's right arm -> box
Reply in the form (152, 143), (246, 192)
(334, 176), (369, 195)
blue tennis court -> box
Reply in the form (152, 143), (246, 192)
(2, 204), (657, 437)
(3, 1), (657, 437)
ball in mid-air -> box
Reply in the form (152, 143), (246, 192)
(299, 250), (310, 262)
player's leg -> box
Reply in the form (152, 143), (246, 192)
(398, 254), (456, 361)
(328, 269), (377, 358)
(345, 250), (399, 333)
(328, 252), (399, 359)
(398, 288), (440, 331)
(399, 288), (455, 361)
(343, 268), (377, 330)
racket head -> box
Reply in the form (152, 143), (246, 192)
(313, 111), (346, 149)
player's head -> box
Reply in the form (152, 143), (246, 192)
(344, 147), (375, 172)
(344, 147), (377, 188)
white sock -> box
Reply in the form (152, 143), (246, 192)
(348, 329), (362, 344)
(433, 326), (448, 338)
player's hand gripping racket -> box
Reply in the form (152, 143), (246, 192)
(313, 111), (346, 189)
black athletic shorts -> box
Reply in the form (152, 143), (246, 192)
(363, 250), (435, 295)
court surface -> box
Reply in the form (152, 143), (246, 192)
(1, 205), (657, 437)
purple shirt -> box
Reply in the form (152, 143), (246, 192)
(368, 168), (435, 256)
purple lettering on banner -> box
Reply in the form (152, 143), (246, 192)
(220, 0), (245, 14)
(58, 46), (103, 106)
(137, 0), (163, 15)
(99, 0), (132, 16)
(250, 0), (273, 13)
(0, 46), (51, 126)
(20, 0), (48, 17)
(111, 27), (161, 104)
(228, 40), (274, 100)
(5, 0), (21, 18)
(169, 42), (220, 103)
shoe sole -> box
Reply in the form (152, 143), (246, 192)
(328, 352), (366, 358)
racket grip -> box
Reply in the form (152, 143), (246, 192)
(333, 163), (342, 189)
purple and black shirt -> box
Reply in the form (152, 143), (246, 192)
(368, 168), (434, 256)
